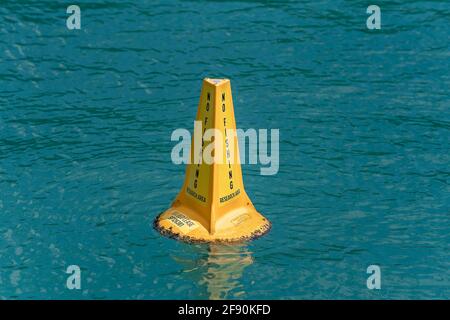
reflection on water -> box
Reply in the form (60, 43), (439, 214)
(171, 244), (253, 300)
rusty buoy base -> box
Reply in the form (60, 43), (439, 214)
(153, 207), (271, 244)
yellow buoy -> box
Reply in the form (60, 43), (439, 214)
(154, 78), (271, 243)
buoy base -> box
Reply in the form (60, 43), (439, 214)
(153, 208), (271, 244)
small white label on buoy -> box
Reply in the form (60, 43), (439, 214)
(167, 211), (199, 233)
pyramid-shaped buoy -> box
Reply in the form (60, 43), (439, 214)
(154, 78), (271, 243)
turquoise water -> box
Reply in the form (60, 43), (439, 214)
(1, 0), (449, 299)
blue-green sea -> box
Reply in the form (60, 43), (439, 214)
(1, 1), (449, 299)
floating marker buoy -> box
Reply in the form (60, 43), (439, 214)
(154, 78), (271, 243)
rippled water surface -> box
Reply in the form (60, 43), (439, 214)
(1, 1), (449, 299)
